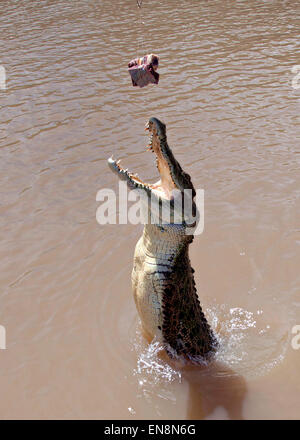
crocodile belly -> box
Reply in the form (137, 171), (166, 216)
(132, 267), (163, 341)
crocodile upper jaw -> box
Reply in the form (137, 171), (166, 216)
(108, 118), (178, 200)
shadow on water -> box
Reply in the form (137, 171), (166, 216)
(138, 331), (247, 420)
(182, 361), (247, 420)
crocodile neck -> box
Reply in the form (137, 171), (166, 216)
(141, 223), (192, 261)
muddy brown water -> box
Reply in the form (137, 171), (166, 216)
(0, 0), (299, 419)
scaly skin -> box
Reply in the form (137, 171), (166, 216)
(108, 118), (217, 362)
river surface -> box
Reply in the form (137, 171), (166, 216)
(0, 0), (299, 419)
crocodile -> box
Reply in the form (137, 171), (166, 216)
(108, 117), (217, 362)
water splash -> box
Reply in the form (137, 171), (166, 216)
(129, 327), (182, 407)
(132, 303), (289, 385)
(207, 305), (289, 378)
(133, 336), (182, 385)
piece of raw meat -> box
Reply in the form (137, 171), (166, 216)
(128, 54), (159, 88)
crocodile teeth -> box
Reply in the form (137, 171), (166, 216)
(146, 134), (153, 151)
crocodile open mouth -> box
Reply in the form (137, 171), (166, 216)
(108, 118), (178, 200)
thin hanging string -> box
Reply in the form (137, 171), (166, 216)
(136, 0), (145, 57)
(135, 0), (147, 111)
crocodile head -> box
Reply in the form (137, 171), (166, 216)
(108, 117), (198, 231)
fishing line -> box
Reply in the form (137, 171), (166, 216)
(136, 0), (145, 56)
(135, 0), (147, 110)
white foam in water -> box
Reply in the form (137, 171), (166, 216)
(133, 336), (182, 385)
(131, 331), (182, 406)
(132, 303), (290, 385)
(206, 305), (289, 378)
